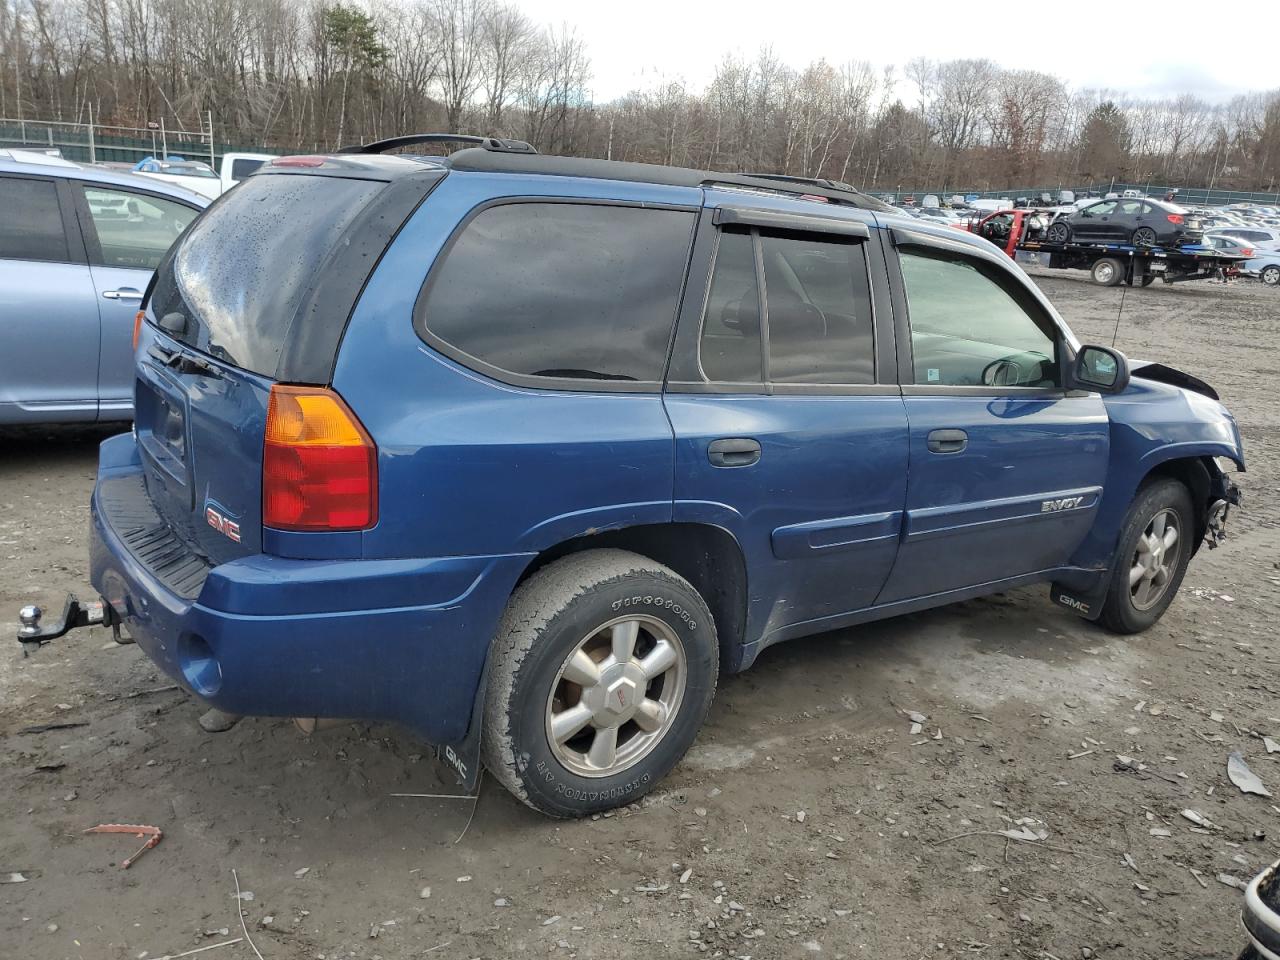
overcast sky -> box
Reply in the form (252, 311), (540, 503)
(515, 0), (1279, 103)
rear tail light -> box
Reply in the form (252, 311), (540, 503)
(1167, 214), (1184, 225)
(132, 310), (145, 349)
(1242, 247), (1254, 257)
(263, 385), (377, 531)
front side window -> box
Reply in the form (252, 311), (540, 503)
(1083, 200), (1117, 217)
(420, 203), (695, 384)
(82, 186), (199, 270)
(0, 176), (69, 262)
(699, 226), (875, 385)
(899, 248), (1059, 388)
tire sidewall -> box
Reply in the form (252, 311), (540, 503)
(503, 572), (716, 817)
(1263, 266), (1280, 286)
(1103, 480), (1195, 633)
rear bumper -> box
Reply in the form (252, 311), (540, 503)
(90, 432), (532, 742)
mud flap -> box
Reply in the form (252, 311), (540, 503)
(1050, 580), (1107, 621)
(433, 657), (491, 792)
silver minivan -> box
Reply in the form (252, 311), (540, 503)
(0, 150), (207, 424)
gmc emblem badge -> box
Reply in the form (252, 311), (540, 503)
(206, 506), (241, 543)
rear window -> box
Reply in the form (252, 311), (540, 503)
(148, 174), (382, 377)
(418, 202), (695, 385)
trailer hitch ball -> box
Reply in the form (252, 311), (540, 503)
(19, 605), (43, 637)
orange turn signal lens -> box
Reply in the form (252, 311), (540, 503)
(132, 310), (145, 350)
(263, 386), (377, 531)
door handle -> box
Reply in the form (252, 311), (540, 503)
(708, 438), (761, 468)
(926, 429), (968, 454)
(103, 288), (143, 301)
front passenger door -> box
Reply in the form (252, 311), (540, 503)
(876, 228), (1110, 604)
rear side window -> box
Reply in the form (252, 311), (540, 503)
(0, 176), (68, 262)
(699, 227), (875, 385)
(419, 202), (695, 384)
(761, 232), (874, 384)
(149, 174), (382, 376)
(700, 230), (761, 382)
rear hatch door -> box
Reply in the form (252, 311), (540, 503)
(133, 168), (430, 563)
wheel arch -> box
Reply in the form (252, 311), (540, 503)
(514, 522), (750, 675)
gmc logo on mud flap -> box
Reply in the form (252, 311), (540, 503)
(1058, 594), (1090, 614)
(441, 744), (468, 781)
(205, 506), (241, 543)
(1042, 496), (1084, 514)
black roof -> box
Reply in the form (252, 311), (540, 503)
(445, 147), (892, 212)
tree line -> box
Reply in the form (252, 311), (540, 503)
(3, 0), (1280, 192)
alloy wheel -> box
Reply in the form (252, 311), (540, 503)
(544, 615), (686, 778)
(1129, 508), (1181, 611)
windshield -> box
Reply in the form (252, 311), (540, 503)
(147, 174), (382, 377)
(161, 163), (217, 178)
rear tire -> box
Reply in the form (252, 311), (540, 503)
(1261, 265), (1280, 286)
(1047, 221), (1071, 244)
(1132, 226), (1158, 247)
(1098, 479), (1194, 634)
(482, 549), (718, 817)
(1091, 257), (1125, 286)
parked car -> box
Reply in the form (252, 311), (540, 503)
(133, 156), (222, 200)
(1046, 197), (1204, 247)
(1204, 234), (1256, 258)
(0, 149), (207, 424)
(1213, 225), (1280, 249)
(1242, 250), (1280, 286)
(74, 138), (1242, 818)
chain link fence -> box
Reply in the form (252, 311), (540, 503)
(0, 116), (274, 169)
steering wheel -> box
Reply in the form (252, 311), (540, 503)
(982, 356), (1024, 387)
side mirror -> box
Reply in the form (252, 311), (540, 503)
(1072, 344), (1129, 394)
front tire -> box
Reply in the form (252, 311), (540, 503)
(1261, 265), (1280, 286)
(1098, 479), (1194, 634)
(482, 549), (718, 817)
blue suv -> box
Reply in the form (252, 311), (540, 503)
(68, 135), (1242, 816)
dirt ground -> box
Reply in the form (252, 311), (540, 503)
(2, 269), (1278, 960)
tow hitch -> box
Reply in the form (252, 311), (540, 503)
(16, 595), (127, 656)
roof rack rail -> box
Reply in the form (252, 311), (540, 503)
(338, 133), (537, 155)
(702, 173), (891, 211)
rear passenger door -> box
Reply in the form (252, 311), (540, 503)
(875, 227), (1110, 604)
(72, 183), (201, 417)
(665, 201), (909, 644)
(0, 174), (101, 422)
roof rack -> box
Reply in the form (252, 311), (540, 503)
(705, 173), (889, 210)
(444, 148), (892, 211)
(338, 133), (537, 155)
